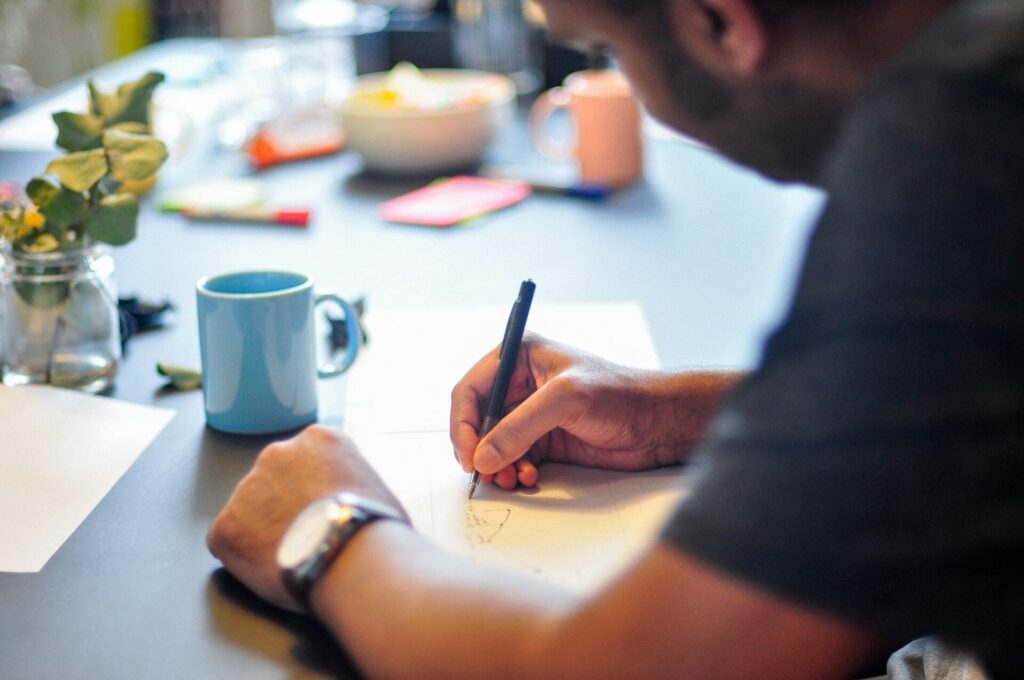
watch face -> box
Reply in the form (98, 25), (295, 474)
(277, 498), (355, 570)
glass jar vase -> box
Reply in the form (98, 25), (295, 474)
(1, 244), (121, 393)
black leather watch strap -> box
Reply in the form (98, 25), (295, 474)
(281, 494), (407, 611)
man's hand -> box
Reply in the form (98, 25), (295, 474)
(207, 425), (406, 612)
(450, 333), (742, 491)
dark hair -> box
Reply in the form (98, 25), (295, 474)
(599, 1), (734, 119)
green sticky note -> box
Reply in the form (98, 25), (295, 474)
(158, 177), (265, 212)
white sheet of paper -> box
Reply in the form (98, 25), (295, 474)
(344, 303), (685, 592)
(344, 303), (661, 433)
(0, 385), (175, 573)
(360, 431), (689, 594)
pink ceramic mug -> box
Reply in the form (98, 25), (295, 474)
(528, 70), (644, 187)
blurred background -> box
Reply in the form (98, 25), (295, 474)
(0, 0), (594, 111)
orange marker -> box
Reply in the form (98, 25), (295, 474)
(247, 112), (346, 170)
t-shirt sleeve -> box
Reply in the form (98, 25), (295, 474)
(661, 28), (1024, 660)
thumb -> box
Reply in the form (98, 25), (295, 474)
(472, 375), (586, 474)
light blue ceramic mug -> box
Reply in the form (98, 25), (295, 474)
(196, 270), (360, 435)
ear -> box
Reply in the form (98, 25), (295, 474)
(667, 0), (768, 75)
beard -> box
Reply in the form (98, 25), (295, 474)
(645, 31), (849, 184)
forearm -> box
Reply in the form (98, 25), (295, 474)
(636, 369), (746, 464)
(312, 520), (577, 679)
(312, 523), (874, 680)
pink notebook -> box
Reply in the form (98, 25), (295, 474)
(378, 176), (532, 227)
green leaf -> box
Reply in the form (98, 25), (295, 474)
(90, 71), (165, 126)
(26, 176), (59, 207)
(103, 129), (168, 182)
(27, 177), (89, 228)
(86, 192), (138, 245)
(87, 79), (119, 120)
(46, 149), (108, 192)
(113, 71), (165, 125)
(52, 111), (104, 151)
(156, 363), (203, 391)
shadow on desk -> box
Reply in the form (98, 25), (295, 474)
(209, 568), (364, 679)
(342, 168), (447, 200)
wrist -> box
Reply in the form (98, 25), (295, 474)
(277, 493), (408, 612)
(645, 370), (744, 463)
(309, 518), (412, 620)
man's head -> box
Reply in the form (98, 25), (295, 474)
(536, 0), (953, 183)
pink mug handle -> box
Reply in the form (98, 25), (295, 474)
(528, 86), (576, 161)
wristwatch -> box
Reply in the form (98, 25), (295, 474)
(277, 492), (407, 610)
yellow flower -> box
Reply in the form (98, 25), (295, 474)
(12, 207), (46, 240)
(23, 207), (45, 230)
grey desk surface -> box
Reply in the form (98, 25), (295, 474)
(0, 40), (823, 679)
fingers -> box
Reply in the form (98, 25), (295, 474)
(473, 374), (589, 474)
(516, 458), (539, 487)
(450, 339), (542, 472)
(487, 459), (539, 491)
(494, 465), (518, 490)
(451, 333), (579, 489)
(450, 347), (499, 472)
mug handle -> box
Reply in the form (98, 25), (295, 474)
(528, 86), (576, 161)
(315, 293), (361, 378)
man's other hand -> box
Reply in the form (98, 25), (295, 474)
(207, 425), (407, 612)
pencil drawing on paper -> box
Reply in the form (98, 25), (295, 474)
(464, 504), (511, 544)
(462, 503), (543, 574)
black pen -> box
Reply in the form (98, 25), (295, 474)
(468, 279), (536, 499)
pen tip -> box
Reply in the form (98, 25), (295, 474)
(467, 482), (477, 500)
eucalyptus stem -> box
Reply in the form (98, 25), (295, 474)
(45, 314), (66, 384)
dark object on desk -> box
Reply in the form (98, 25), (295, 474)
(120, 296), (175, 333)
(326, 296), (368, 351)
(119, 296), (175, 353)
(480, 167), (613, 201)
(531, 181), (612, 201)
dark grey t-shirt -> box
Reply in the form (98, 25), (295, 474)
(662, 1), (1024, 676)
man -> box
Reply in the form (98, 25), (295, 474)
(208, 0), (1024, 677)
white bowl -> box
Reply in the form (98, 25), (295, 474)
(339, 69), (515, 175)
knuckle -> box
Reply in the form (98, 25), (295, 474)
(259, 441), (288, 463)
(206, 522), (220, 551)
(301, 424), (342, 447)
(206, 516), (229, 556)
(551, 374), (592, 410)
